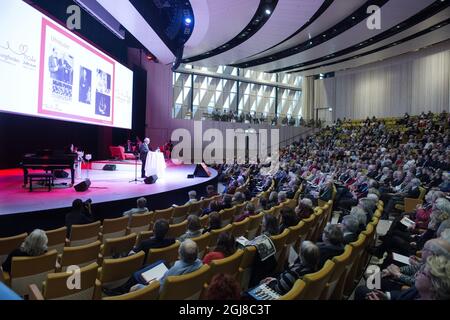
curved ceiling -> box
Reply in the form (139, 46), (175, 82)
(93, 0), (449, 74)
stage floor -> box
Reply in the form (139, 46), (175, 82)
(0, 164), (217, 216)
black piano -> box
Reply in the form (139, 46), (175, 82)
(21, 150), (78, 186)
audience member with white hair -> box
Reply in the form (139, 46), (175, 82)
(2, 229), (48, 273)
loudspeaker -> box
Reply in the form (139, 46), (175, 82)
(144, 175), (158, 184)
(193, 163), (211, 177)
(103, 164), (116, 171)
(74, 179), (91, 192)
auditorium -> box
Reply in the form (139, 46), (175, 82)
(0, 0), (449, 305)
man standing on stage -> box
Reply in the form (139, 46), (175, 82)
(140, 137), (151, 178)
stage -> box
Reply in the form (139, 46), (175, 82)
(0, 162), (218, 237)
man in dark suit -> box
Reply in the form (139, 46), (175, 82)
(131, 219), (175, 263)
(316, 224), (345, 268)
(139, 137), (151, 178)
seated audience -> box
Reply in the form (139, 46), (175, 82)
(203, 212), (222, 234)
(295, 198), (314, 220)
(261, 214), (280, 236)
(185, 190), (198, 205)
(205, 274), (241, 300)
(203, 232), (236, 265)
(178, 215), (203, 242)
(65, 199), (94, 237)
(260, 241), (320, 295)
(123, 197), (149, 220)
(317, 224), (345, 268)
(341, 215), (360, 244)
(2, 229), (48, 273)
(131, 219), (175, 262)
(279, 207), (300, 232)
(234, 203), (257, 222)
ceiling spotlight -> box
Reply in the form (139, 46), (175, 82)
(185, 17), (192, 25)
(265, 9), (272, 15)
(328, 107), (333, 112)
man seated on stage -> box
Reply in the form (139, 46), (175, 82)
(139, 137), (152, 178)
(123, 197), (149, 222)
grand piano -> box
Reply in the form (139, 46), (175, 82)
(21, 150), (78, 186)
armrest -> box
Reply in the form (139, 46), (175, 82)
(2, 269), (11, 286)
(93, 279), (102, 300)
(28, 284), (44, 300)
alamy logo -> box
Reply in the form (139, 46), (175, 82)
(366, 5), (381, 30)
(66, 5), (81, 30)
(66, 265), (81, 290)
(171, 121), (280, 172)
(366, 265), (381, 290)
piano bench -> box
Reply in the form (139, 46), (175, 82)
(28, 173), (54, 192)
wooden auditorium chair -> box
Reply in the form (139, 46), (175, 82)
(188, 201), (204, 216)
(102, 280), (160, 300)
(153, 207), (174, 222)
(100, 233), (137, 261)
(99, 216), (128, 242)
(29, 262), (101, 300)
(231, 218), (250, 238)
(145, 241), (180, 266)
(302, 260), (335, 300)
(171, 204), (191, 224)
(322, 246), (353, 300)
(67, 221), (101, 247)
(45, 227), (67, 255)
(3, 250), (58, 296)
(159, 265), (211, 300)
(279, 279), (306, 300)
(270, 228), (290, 273)
(98, 251), (145, 291)
(246, 212), (264, 240)
(208, 225), (233, 252)
(127, 212), (152, 235)
(208, 249), (244, 281)
(220, 207), (237, 226)
(0, 233), (27, 265)
(191, 233), (211, 259)
(58, 240), (101, 272)
(166, 220), (188, 239)
(343, 234), (367, 298)
(237, 246), (257, 291)
(330, 245), (354, 300)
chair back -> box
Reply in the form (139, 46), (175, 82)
(43, 262), (100, 300)
(330, 245), (353, 300)
(234, 202), (246, 217)
(220, 207), (237, 226)
(188, 201), (203, 216)
(153, 208), (173, 222)
(231, 218), (250, 238)
(45, 227), (67, 255)
(343, 234), (367, 297)
(270, 228), (290, 272)
(69, 221), (101, 247)
(101, 216), (128, 241)
(199, 215), (209, 229)
(0, 233), (27, 265)
(146, 241), (181, 266)
(246, 212), (264, 240)
(208, 225), (233, 250)
(128, 213), (152, 234)
(10, 250), (58, 296)
(102, 280), (160, 300)
(159, 264), (211, 300)
(278, 279), (306, 300)
(322, 246), (352, 300)
(172, 204), (191, 224)
(101, 233), (137, 259)
(302, 260), (335, 300)
(167, 220), (188, 239)
(191, 233), (210, 259)
(99, 251), (145, 289)
(60, 241), (101, 271)
(237, 246), (257, 290)
(209, 249), (244, 280)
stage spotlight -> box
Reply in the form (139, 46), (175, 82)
(265, 9), (272, 15)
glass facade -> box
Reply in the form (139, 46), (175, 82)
(173, 64), (303, 125)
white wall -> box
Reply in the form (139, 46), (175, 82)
(312, 40), (450, 120)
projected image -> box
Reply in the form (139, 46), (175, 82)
(96, 69), (111, 95)
(95, 92), (110, 117)
(48, 47), (74, 100)
(79, 66), (91, 104)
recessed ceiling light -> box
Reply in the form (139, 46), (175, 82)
(265, 9), (272, 15)
(352, 16), (355, 20)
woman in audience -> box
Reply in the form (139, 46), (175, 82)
(261, 241), (320, 295)
(295, 198), (314, 220)
(203, 212), (222, 234)
(316, 224), (345, 268)
(261, 214), (280, 236)
(203, 232), (236, 265)
(178, 215), (203, 242)
(205, 274), (241, 300)
(279, 207), (299, 232)
(234, 203), (257, 222)
(2, 229), (48, 273)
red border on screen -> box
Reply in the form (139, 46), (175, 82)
(37, 17), (115, 126)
